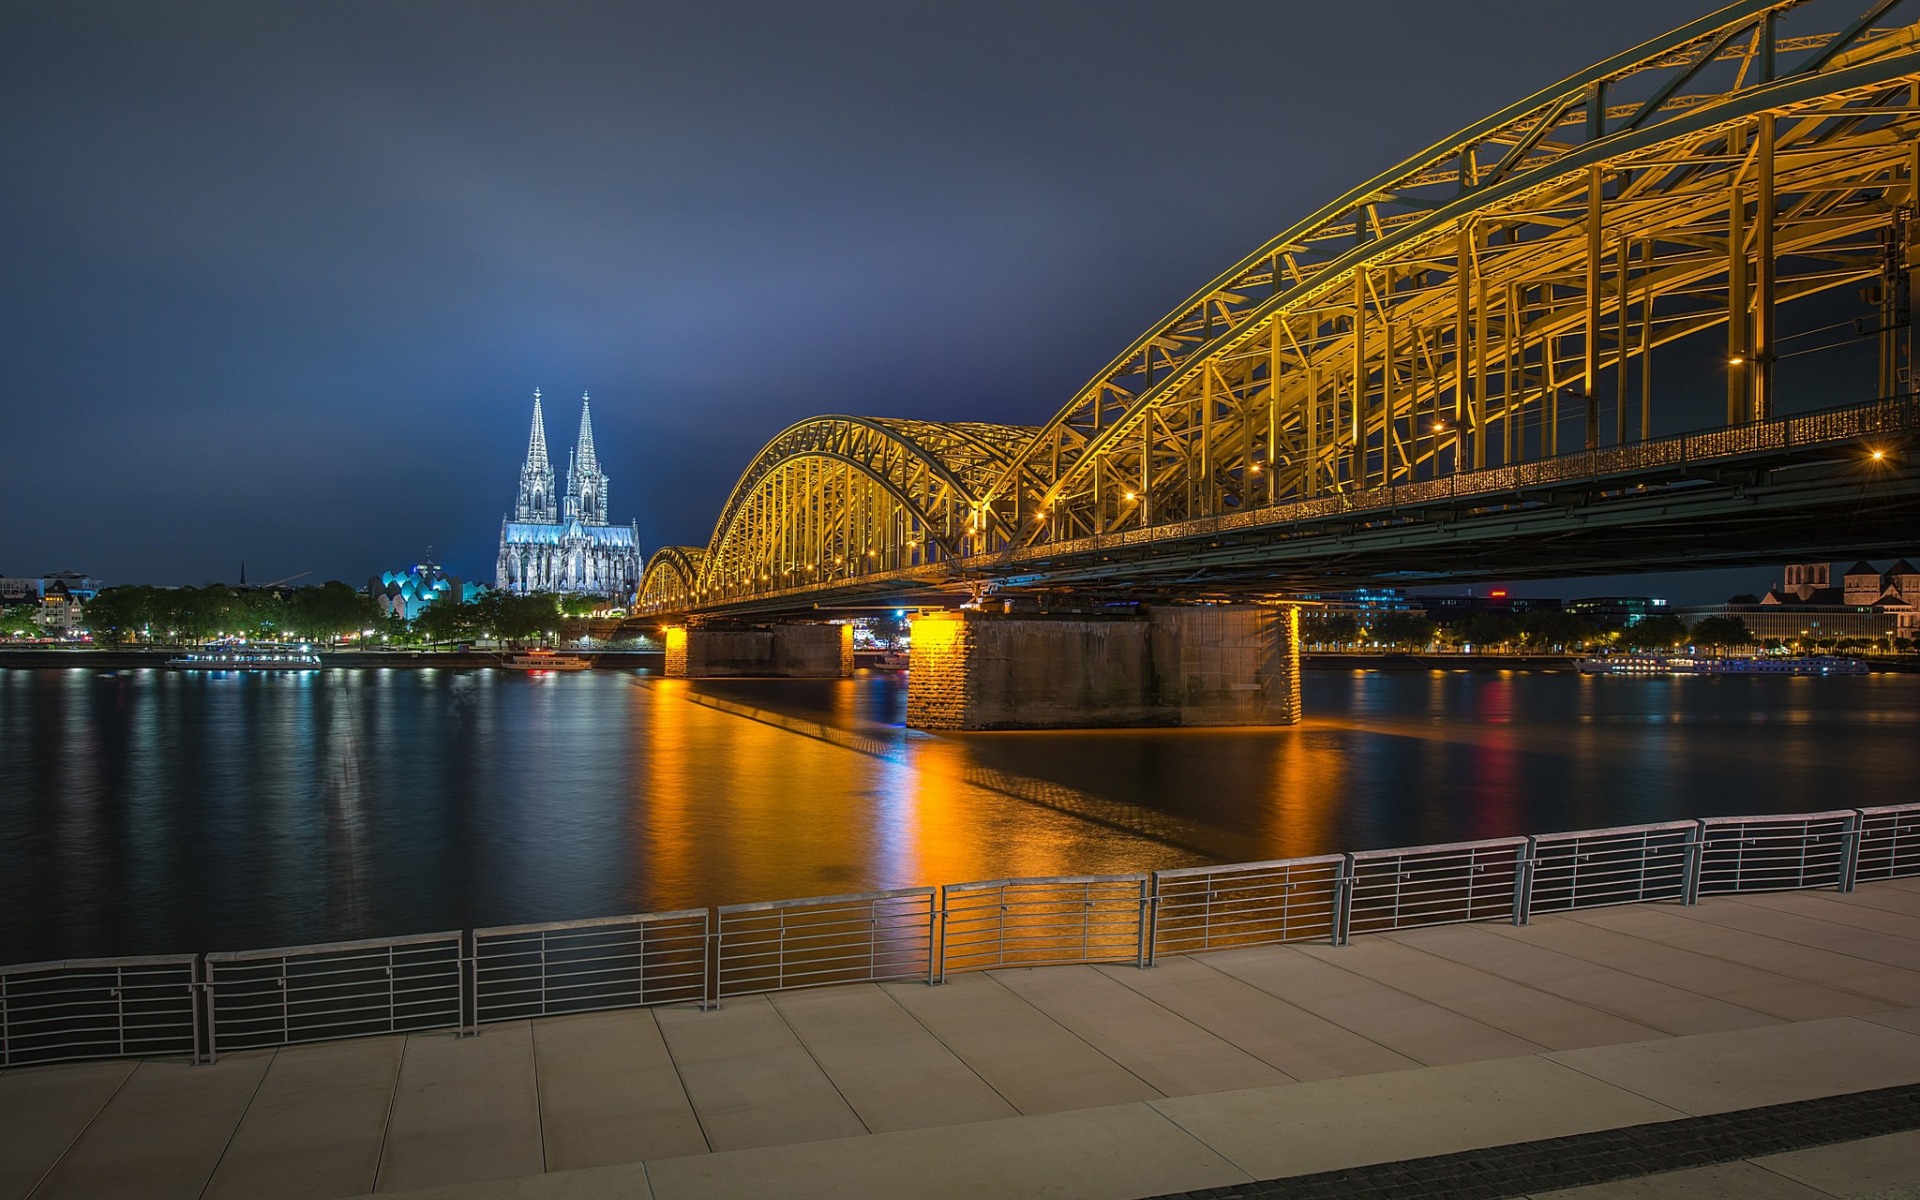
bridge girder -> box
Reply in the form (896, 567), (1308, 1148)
(643, 0), (1920, 622)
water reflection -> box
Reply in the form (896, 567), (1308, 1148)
(1, 665), (1915, 962)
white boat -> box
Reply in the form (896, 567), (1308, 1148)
(1577, 654), (1869, 676)
(874, 651), (910, 671)
(501, 648), (592, 671)
(167, 642), (324, 671)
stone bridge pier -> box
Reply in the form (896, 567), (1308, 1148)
(905, 604), (1302, 730)
(663, 622), (854, 678)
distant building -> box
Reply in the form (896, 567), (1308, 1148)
(37, 581), (83, 631)
(1563, 596), (1670, 630)
(368, 558), (487, 621)
(0, 570), (101, 603)
(1414, 592), (1562, 625)
(1293, 587), (1415, 637)
(496, 390), (643, 600)
(1680, 559), (1919, 643)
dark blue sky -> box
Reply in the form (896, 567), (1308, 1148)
(3, 1), (1784, 600)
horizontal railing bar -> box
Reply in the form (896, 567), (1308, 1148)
(206, 931), (462, 962)
(0, 955), (198, 975)
(1347, 837), (1529, 862)
(1152, 855), (1345, 881)
(943, 873), (1148, 894)
(474, 910), (709, 938)
(718, 887), (935, 914)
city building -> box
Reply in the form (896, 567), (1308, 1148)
(368, 557), (487, 621)
(496, 390), (643, 599)
(0, 570), (101, 603)
(37, 580), (83, 631)
(1679, 559), (1919, 643)
(1563, 596), (1671, 630)
(1292, 587), (1416, 639)
(1414, 591), (1562, 625)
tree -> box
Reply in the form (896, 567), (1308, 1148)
(1688, 615), (1755, 650)
(77, 585), (156, 644)
(1318, 613), (1361, 647)
(1453, 613), (1519, 650)
(1370, 611), (1437, 648)
(0, 604), (43, 639)
(1518, 610), (1595, 652)
(287, 582), (376, 644)
(415, 599), (482, 645)
(557, 593), (601, 618)
(1620, 613), (1688, 650)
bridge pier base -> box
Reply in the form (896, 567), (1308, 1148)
(663, 623), (854, 678)
(905, 604), (1302, 731)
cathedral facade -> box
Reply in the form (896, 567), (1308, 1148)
(496, 390), (644, 600)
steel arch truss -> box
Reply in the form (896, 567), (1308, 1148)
(984, 0), (1920, 549)
(639, 417), (1038, 612)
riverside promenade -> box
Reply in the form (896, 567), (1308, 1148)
(5, 882), (1920, 1200)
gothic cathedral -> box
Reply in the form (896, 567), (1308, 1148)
(496, 390), (643, 600)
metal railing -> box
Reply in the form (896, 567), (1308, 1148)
(717, 888), (936, 997)
(1151, 855), (1343, 958)
(203, 931), (463, 1058)
(5, 801), (1916, 1068)
(0, 955), (200, 1067)
(939, 875), (1151, 978)
(472, 910), (708, 1023)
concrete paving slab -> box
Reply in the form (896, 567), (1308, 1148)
(370, 1161), (653, 1199)
(1858, 1005), (1920, 1036)
(1728, 890), (1920, 943)
(1202, 942), (1546, 1065)
(529, 1009), (707, 1170)
(29, 1051), (272, 1200)
(1548, 1016), (1920, 1115)
(1526, 1161), (1835, 1199)
(1810, 884), (1920, 918)
(1294, 935), (1666, 1051)
(1485, 914), (1884, 1021)
(652, 993), (865, 1152)
(201, 1036), (403, 1200)
(1753, 1129), (1920, 1196)
(766, 984), (1016, 1133)
(643, 1101), (1252, 1200)
(1391, 922), (1781, 1037)
(376, 1026), (544, 1194)
(880, 972), (1161, 1114)
(1151, 1055), (1680, 1181)
(1094, 955), (1419, 1081)
(0, 1057), (138, 1200)
(1571, 906), (1920, 1008)
(987, 964), (1290, 1097)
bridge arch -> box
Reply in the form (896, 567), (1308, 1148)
(980, 0), (1920, 548)
(638, 416), (1037, 613)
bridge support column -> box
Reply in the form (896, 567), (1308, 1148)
(906, 604), (1302, 731)
(663, 623), (853, 678)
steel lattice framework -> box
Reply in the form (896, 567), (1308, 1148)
(641, 0), (1920, 620)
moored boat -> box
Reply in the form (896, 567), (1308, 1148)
(1577, 653), (1869, 676)
(166, 642), (324, 671)
(501, 648), (592, 671)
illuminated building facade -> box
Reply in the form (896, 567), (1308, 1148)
(496, 390), (643, 599)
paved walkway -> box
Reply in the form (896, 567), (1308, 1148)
(5, 880), (1920, 1199)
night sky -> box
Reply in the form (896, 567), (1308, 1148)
(5, 1), (1772, 600)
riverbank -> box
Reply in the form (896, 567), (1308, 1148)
(0, 647), (666, 670)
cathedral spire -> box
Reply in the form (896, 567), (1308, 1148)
(526, 388), (551, 471)
(575, 391), (598, 471)
(514, 389), (558, 524)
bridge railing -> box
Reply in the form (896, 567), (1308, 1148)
(6, 800), (1917, 1067)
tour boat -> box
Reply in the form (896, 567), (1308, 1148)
(501, 648), (592, 671)
(167, 642), (324, 671)
(1577, 654), (1869, 676)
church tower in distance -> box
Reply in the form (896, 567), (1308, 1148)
(497, 390), (643, 600)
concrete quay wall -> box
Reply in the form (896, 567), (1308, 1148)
(666, 623), (853, 678)
(906, 605), (1301, 730)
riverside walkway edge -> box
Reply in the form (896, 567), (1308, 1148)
(4, 880), (1920, 1199)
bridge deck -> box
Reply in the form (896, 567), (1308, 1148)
(5, 881), (1920, 1199)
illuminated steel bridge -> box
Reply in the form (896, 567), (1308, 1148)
(640, 0), (1920, 624)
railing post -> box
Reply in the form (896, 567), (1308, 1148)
(203, 960), (221, 1064)
(1514, 839), (1537, 925)
(1682, 821), (1706, 905)
(1335, 854), (1355, 945)
(933, 892), (949, 985)
(1841, 811), (1864, 894)
(1137, 878), (1154, 969)
(702, 908), (721, 1010)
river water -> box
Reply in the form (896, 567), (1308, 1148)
(2, 664), (1914, 962)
